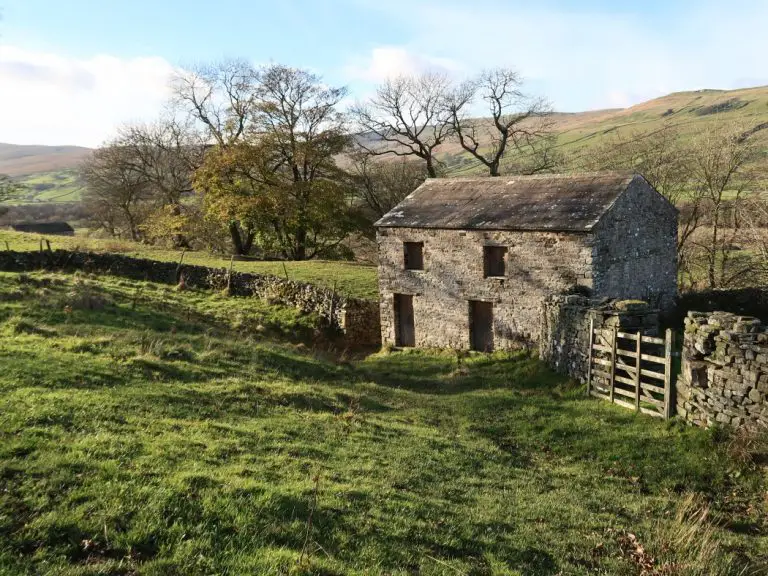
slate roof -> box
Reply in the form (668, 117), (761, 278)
(375, 172), (640, 232)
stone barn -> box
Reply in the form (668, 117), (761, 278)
(375, 172), (677, 351)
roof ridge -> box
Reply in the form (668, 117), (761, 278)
(429, 171), (636, 182)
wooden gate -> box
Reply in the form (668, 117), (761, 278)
(587, 320), (675, 419)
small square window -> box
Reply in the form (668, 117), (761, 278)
(404, 242), (424, 270)
(484, 246), (507, 277)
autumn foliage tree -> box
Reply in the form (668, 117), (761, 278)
(192, 64), (357, 259)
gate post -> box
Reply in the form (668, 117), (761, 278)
(635, 332), (642, 412)
(664, 329), (674, 419)
(586, 317), (594, 396)
(609, 327), (617, 404)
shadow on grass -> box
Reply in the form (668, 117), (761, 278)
(360, 349), (566, 395)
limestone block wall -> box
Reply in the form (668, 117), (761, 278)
(539, 295), (660, 381)
(377, 227), (594, 350)
(0, 250), (381, 347)
(679, 311), (768, 429)
(591, 177), (678, 312)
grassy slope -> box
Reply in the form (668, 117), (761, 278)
(12, 170), (83, 204)
(0, 271), (765, 575)
(0, 230), (379, 300)
(443, 86), (768, 176)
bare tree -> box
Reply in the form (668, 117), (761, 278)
(172, 59), (260, 146)
(730, 195), (768, 286)
(688, 123), (762, 289)
(449, 68), (556, 176)
(351, 72), (454, 178)
(350, 154), (427, 218)
(580, 123), (703, 276)
(117, 118), (203, 207)
(81, 146), (150, 241)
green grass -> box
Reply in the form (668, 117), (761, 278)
(13, 170), (83, 204)
(0, 271), (765, 575)
(0, 230), (379, 300)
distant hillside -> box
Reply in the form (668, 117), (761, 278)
(448, 86), (768, 175)
(2, 85), (768, 197)
(0, 143), (92, 177)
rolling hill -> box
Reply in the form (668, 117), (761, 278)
(2, 85), (767, 202)
(443, 85), (768, 175)
(0, 143), (92, 177)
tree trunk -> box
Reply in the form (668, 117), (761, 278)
(169, 203), (191, 249)
(489, 160), (501, 177)
(125, 212), (139, 242)
(708, 204), (721, 289)
(295, 227), (307, 260)
(425, 156), (437, 178)
(242, 230), (255, 255)
(229, 222), (247, 256)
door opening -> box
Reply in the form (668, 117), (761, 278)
(394, 294), (415, 347)
(469, 300), (494, 352)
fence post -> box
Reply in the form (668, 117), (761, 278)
(664, 329), (674, 419)
(586, 317), (594, 396)
(609, 327), (617, 404)
(635, 332), (642, 412)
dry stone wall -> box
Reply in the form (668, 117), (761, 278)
(679, 311), (768, 429)
(677, 287), (768, 325)
(539, 294), (660, 381)
(0, 250), (381, 347)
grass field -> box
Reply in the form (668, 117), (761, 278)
(0, 230), (379, 300)
(12, 170), (83, 204)
(0, 270), (765, 575)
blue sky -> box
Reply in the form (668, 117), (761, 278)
(1, 0), (767, 146)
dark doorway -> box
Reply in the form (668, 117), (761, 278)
(394, 294), (415, 347)
(469, 300), (494, 352)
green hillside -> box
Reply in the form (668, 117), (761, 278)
(443, 86), (768, 175)
(13, 169), (83, 203)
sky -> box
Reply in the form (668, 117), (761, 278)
(1, 0), (767, 147)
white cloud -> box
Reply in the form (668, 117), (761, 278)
(0, 45), (177, 147)
(344, 0), (768, 112)
(343, 46), (462, 82)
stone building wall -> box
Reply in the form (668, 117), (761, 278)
(679, 311), (768, 429)
(0, 250), (381, 347)
(591, 177), (678, 312)
(377, 227), (594, 350)
(539, 295), (660, 381)
(377, 178), (677, 351)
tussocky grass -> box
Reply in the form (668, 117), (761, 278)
(0, 271), (765, 575)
